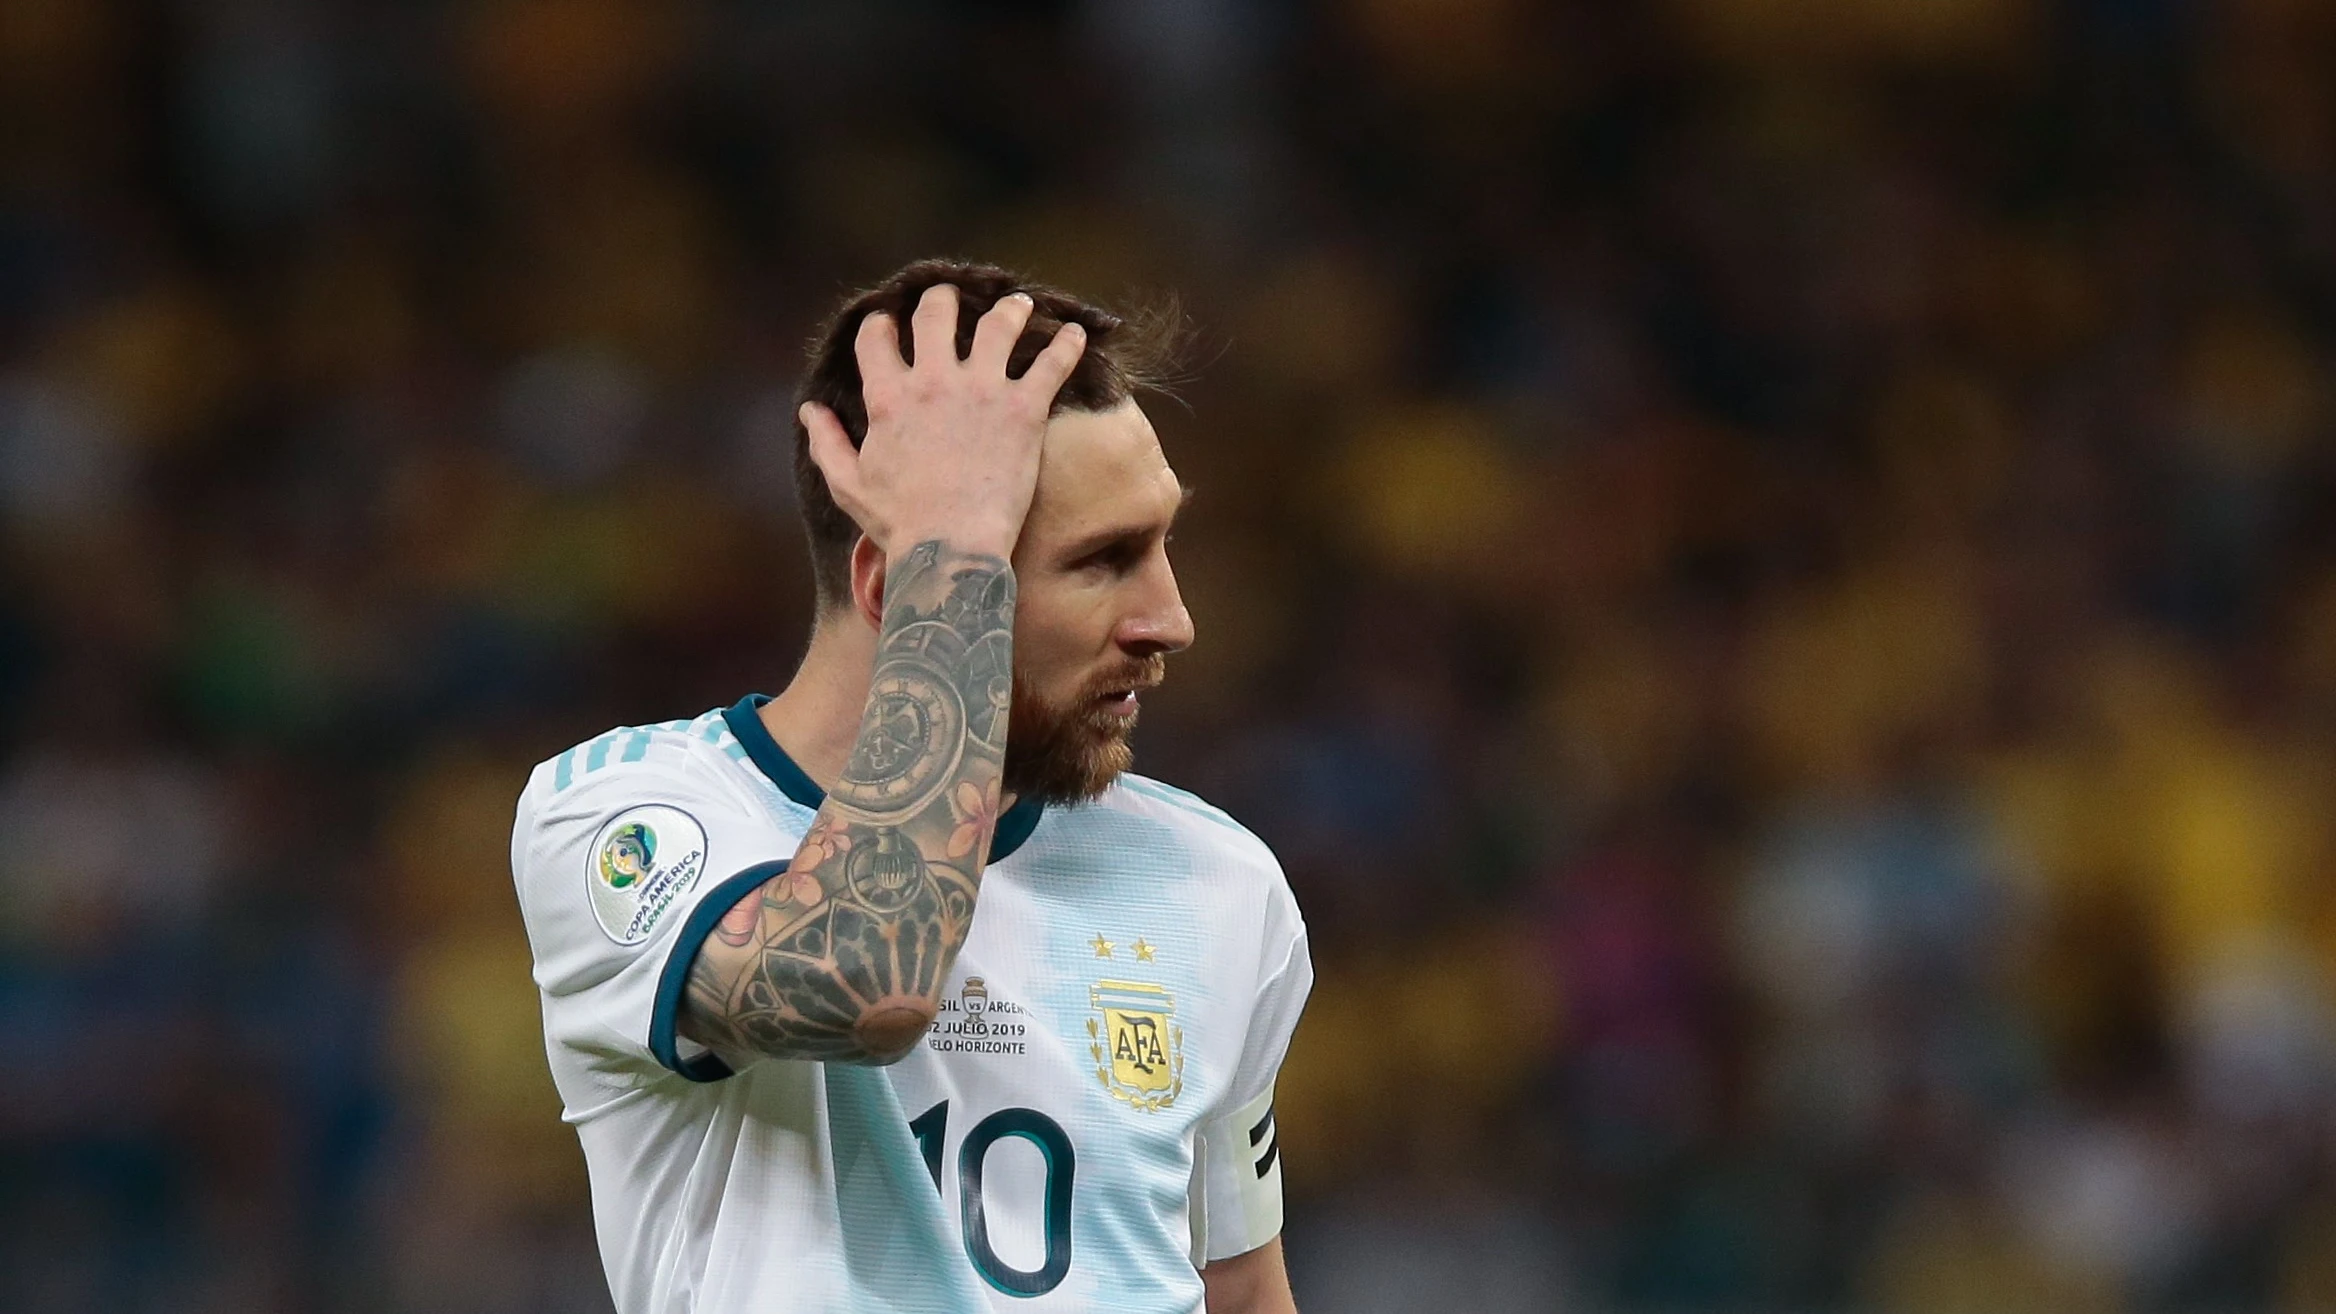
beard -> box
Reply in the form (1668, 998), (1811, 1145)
(999, 655), (1166, 806)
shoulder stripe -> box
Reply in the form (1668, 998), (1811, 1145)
(584, 732), (618, 773)
(544, 708), (741, 795)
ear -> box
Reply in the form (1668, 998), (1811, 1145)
(848, 533), (887, 630)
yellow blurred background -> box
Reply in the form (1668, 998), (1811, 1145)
(7, 0), (2336, 1310)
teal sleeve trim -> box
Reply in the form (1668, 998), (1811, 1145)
(648, 860), (789, 1083)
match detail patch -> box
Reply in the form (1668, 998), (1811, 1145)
(585, 805), (708, 946)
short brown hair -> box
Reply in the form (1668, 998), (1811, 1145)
(792, 258), (1182, 610)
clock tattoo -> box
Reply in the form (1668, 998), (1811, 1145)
(837, 661), (965, 816)
(962, 630), (1013, 753)
(681, 541), (1016, 1065)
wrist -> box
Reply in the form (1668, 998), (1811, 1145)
(886, 524), (1018, 563)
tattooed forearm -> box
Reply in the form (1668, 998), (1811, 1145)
(680, 541), (1014, 1064)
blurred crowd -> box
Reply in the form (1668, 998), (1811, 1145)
(7, 1), (2336, 1311)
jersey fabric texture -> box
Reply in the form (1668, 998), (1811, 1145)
(510, 695), (1312, 1314)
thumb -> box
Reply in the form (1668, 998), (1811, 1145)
(800, 402), (869, 516)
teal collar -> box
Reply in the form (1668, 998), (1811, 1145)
(722, 694), (1045, 862)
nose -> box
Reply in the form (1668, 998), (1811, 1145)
(1117, 557), (1195, 658)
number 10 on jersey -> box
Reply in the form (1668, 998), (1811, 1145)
(911, 1101), (1077, 1297)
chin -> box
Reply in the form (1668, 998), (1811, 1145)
(1089, 737), (1134, 788)
(1004, 727), (1135, 807)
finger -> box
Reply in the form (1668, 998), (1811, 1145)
(1018, 320), (1088, 400)
(910, 283), (961, 368)
(968, 292), (1035, 375)
(800, 402), (867, 514)
(853, 312), (906, 386)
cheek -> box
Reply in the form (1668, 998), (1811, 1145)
(1006, 608), (1079, 696)
(1013, 584), (1117, 671)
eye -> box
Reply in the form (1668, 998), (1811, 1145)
(1073, 538), (1145, 575)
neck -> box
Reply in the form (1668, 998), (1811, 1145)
(757, 610), (876, 795)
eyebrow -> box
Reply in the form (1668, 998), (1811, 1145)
(1057, 485), (1194, 563)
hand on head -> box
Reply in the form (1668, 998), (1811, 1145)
(798, 284), (1089, 564)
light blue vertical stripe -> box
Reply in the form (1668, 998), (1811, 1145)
(1117, 776), (1247, 834)
(620, 727), (652, 762)
(553, 748), (577, 791)
(824, 1065), (991, 1312)
(699, 719), (727, 743)
(585, 733), (617, 773)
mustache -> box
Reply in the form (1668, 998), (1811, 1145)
(1008, 656), (1168, 718)
(1000, 655), (1162, 805)
(1077, 655), (1167, 699)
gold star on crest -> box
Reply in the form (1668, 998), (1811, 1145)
(1090, 934), (1115, 958)
(1132, 937), (1156, 962)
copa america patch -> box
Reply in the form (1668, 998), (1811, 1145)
(584, 804), (708, 946)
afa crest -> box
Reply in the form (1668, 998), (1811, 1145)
(1088, 980), (1183, 1112)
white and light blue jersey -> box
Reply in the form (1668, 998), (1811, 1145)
(510, 695), (1312, 1314)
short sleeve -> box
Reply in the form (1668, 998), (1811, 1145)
(1190, 869), (1313, 1263)
(510, 748), (801, 1092)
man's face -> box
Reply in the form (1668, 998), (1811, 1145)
(1002, 401), (1195, 805)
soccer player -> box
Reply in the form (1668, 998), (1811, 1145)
(510, 260), (1311, 1313)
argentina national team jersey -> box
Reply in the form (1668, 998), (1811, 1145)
(510, 696), (1313, 1314)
